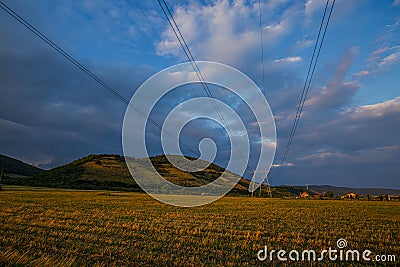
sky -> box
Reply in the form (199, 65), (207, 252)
(0, 0), (399, 189)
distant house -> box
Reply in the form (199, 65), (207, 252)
(340, 192), (358, 200)
(387, 195), (400, 201)
(370, 195), (399, 201)
(313, 193), (323, 199)
(370, 195), (381, 201)
(300, 192), (310, 198)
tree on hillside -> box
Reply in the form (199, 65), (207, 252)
(325, 191), (334, 198)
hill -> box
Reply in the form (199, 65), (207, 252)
(2, 154), (252, 195)
(0, 154), (43, 176)
(4, 154), (398, 197)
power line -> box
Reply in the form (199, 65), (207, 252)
(252, 0), (269, 193)
(0, 1), (128, 105)
(136, 1), (229, 159)
(158, 0), (257, 176)
(258, 0), (266, 96)
(0, 0), (199, 157)
(283, 0), (330, 162)
(157, 0), (229, 131)
(271, 0), (335, 181)
(135, 0), (226, 115)
(134, 1), (171, 57)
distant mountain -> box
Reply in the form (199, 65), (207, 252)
(0, 154), (43, 176)
(3, 154), (251, 195)
(308, 185), (400, 196)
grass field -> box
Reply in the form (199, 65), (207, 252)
(0, 187), (399, 266)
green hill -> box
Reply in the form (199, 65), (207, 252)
(0, 154), (43, 176)
(2, 154), (316, 197)
(3, 154), (253, 195)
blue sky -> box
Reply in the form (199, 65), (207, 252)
(0, 0), (399, 188)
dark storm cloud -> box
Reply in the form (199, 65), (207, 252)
(270, 49), (400, 188)
(253, 44), (399, 189)
(0, 14), (155, 168)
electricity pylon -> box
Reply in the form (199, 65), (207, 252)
(250, 169), (272, 198)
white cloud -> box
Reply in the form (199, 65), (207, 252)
(292, 38), (314, 52)
(265, 23), (284, 32)
(156, 0), (300, 66)
(272, 162), (294, 168)
(378, 51), (400, 67)
(298, 151), (338, 161)
(273, 56), (302, 63)
(394, 0), (400, 6)
(363, 30), (400, 73)
(345, 96), (400, 118)
(353, 70), (369, 77)
(305, 0), (326, 16)
(157, 0), (258, 65)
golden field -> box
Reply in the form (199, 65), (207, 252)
(0, 186), (398, 266)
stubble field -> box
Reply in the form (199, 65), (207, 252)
(0, 187), (399, 266)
